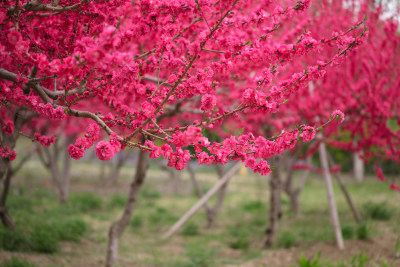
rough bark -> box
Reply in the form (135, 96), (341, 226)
(0, 108), (33, 228)
(105, 150), (149, 267)
(284, 155), (311, 216)
(319, 141), (344, 250)
(0, 165), (15, 229)
(264, 155), (282, 248)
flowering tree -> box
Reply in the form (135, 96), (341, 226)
(273, 0), (400, 189)
(226, 0), (400, 247)
(1, 0), (368, 265)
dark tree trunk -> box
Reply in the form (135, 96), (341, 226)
(264, 155), (282, 247)
(105, 150), (149, 267)
(103, 152), (130, 186)
(186, 163), (213, 221)
(206, 164), (228, 228)
(0, 108), (33, 228)
(0, 165), (15, 229)
(284, 152), (310, 216)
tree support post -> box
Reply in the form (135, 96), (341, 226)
(162, 162), (241, 239)
(319, 141), (344, 250)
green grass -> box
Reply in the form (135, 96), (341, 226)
(362, 201), (393, 221)
(0, 257), (37, 267)
(1, 158), (399, 266)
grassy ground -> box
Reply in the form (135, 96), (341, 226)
(0, 159), (399, 267)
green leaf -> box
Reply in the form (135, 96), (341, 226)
(386, 118), (398, 132)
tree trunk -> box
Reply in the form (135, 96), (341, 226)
(105, 150), (149, 267)
(0, 108), (33, 228)
(159, 161), (182, 194)
(319, 141), (344, 250)
(40, 135), (74, 204)
(264, 155), (282, 248)
(284, 156), (311, 216)
(0, 164), (15, 229)
(186, 163), (213, 221)
(106, 152), (130, 186)
(206, 164), (227, 228)
(353, 152), (364, 183)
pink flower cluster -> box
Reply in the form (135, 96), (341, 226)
(33, 133), (56, 147)
(68, 123), (100, 160)
(0, 145), (16, 161)
(201, 94), (216, 111)
(292, 163), (340, 174)
(331, 110), (345, 123)
(35, 103), (66, 120)
(390, 183), (400, 191)
(2, 120), (14, 134)
(95, 132), (122, 161)
(300, 126), (316, 142)
(241, 89), (278, 114)
(141, 102), (156, 118)
(141, 125), (320, 175)
(374, 167), (385, 181)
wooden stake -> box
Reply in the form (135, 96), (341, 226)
(327, 153), (362, 223)
(162, 162), (241, 239)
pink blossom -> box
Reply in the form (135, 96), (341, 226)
(161, 144), (173, 159)
(331, 110), (345, 123)
(242, 89), (254, 105)
(49, 59), (62, 73)
(254, 91), (266, 106)
(15, 41), (29, 53)
(245, 157), (257, 169)
(68, 145), (85, 160)
(95, 141), (116, 161)
(390, 183), (400, 191)
(2, 120), (14, 134)
(300, 126), (316, 142)
(198, 152), (209, 165)
(142, 102), (155, 118)
(201, 94), (216, 111)
(256, 159), (271, 176)
(149, 146), (162, 159)
(375, 167), (385, 181)
(34, 133), (56, 147)
(175, 159), (187, 170)
(8, 151), (17, 161)
(0, 146), (16, 161)
(109, 132), (121, 153)
(7, 31), (20, 44)
(85, 123), (100, 143)
(36, 54), (48, 70)
(168, 74), (178, 84)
